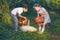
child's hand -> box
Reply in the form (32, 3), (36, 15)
(23, 17), (26, 19)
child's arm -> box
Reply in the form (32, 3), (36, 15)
(37, 13), (40, 17)
(37, 13), (43, 17)
(18, 13), (26, 19)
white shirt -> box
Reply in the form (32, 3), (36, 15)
(11, 7), (23, 15)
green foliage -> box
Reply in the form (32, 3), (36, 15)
(0, 22), (51, 40)
(0, 10), (60, 40)
(49, 11), (60, 35)
(2, 13), (13, 26)
(0, 0), (13, 26)
(0, 0), (60, 26)
(0, 0), (60, 27)
(46, 0), (60, 10)
(0, 0), (60, 40)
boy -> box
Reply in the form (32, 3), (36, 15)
(10, 6), (28, 31)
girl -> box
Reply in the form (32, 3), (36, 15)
(34, 4), (51, 34)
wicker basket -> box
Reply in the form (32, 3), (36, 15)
(34, 17), (44, 24)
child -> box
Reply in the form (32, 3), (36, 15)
(10, 6), (28, 31)
(33, 4), (51, 34)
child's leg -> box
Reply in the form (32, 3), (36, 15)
(38, 24), (42, 32)
(10, 13), (18, 31)
(39, 26), (41, 32)
(41, 24), (45, 33)
(40, 18), (48, 33)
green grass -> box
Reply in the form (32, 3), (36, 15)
(0, 23), (51, 40)
(0, 11), (60, 40)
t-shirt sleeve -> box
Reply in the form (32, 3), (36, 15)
(42, 8), (46, 11)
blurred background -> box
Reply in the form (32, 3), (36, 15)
(0, 0), (60, 40)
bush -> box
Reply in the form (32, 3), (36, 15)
(46, 0), (60, 10)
